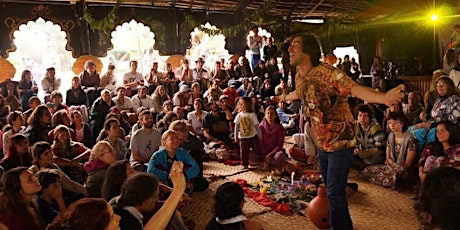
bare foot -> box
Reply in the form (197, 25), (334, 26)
(243, 165), (249, 169)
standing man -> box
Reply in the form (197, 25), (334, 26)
(123, 60), (144, 96)
(280, 36), (296, 90)
(247, 26), (262, 71)
(275, 33), (404, 229)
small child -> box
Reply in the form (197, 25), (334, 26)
(234, 96), (263, 169)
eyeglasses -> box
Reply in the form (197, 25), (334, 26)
(387, 121), (401, 125)
(436, 83), (447, 87)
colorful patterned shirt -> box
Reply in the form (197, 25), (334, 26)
(295, 63), (357, 152)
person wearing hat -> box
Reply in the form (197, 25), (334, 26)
(192, 58), (209, 90)
(172, 85), (193, 113)
(156, 100), (173, 124)
(222, 81), (239, 107)
(41, 67), (61, 100)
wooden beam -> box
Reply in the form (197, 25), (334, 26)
(234, 0), (252, 13)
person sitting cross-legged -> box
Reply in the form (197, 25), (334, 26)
(352, 104), (386, 170)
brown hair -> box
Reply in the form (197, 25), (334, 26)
(47, 198), (111, 230)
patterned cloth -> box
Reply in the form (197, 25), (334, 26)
(295, 63), (357, 152)
(361, 133), (417, 188)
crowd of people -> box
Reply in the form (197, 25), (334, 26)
(0, 31), (458, 230)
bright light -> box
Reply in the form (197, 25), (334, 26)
(430, 14), (439, 21)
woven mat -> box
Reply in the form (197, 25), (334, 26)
(183, 157), (421, 229)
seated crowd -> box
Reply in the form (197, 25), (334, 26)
(0, 52), (459, 230)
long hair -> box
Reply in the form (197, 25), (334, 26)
(117, 173), (159, 208)
(263, 106), (281, 124)
(437, 120), (460, 146)
(47, 198), (110, 230)
(90, 141), (114, 161)
(31, 141), (52, 167)
(415, 167), (460, 230)
(27, 105), (49, 126)
(19, 70), (31, 85)
(237, 96), (253, 113)
(0, 167), (43, 228)
(291, 33), (323, 66)
(435, 76), (460, 97)
(51, 110), (69, 128)
(207, 182), (245, 230)
(101, 160), (129, 201)
(1, 133), (31, 168)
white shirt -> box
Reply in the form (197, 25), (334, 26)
(187, 110), (208, 134)
(123, 71), (144, 90)
(132, 94), (154, 111)
(112, 96), (133, 110)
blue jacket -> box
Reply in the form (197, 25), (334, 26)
(147, 147), (199, 180)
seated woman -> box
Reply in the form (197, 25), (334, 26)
(410, 77), (460, 148)
(18, 70), (38, 111)
(70, 110), (94, 148)
(147, 130), (199, 192)
(418, 120), (460, 182)
(101, 160), (136, 202)
(52, 125), (90, 184)
(156, 111), (178, 134)
(0, 167), (46, 229)
(260, 106), (286, 171)
(84, 141), (116, 198)
(169, 120), (209, 192)
(258, 79), (276, 106)
(47, 198), (120, 230)
(48, 110), (76, 144)
(113, 168), (188, 230)
(382, 103), (403, 136)
(156, 100), (173, 125)
(0, 133), (32, 172)
(2, 111), (25, 154)
(207, 182), (263, 230)
(35, 169), (66, 224)
(361, 112), (418, 188)
(187, 98), (208, 137)
(102, 118), (126, 160)
(47, 91), (69, 115)
(29, 141), (84, 196)
(1, 79), (22, 112)
(152, 85), (171, 115)
(21, 105), (52, 146)
(172, 85), (193, 113)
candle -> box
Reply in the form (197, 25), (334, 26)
(291, 172), (295, 185)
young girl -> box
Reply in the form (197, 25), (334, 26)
(234, 96), (263, 169)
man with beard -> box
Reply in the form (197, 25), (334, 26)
(202, 100), (236, 149)
(130, 110), (162, 171)
(90, 89), (116, 139)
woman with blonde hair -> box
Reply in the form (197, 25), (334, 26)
(152, 84), (170, 114)
(83, 141), (116, 198)
(147, 130), (199, 192)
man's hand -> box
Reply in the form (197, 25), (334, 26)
(383, 84), (405, 107)
(170, 161), (186, 194)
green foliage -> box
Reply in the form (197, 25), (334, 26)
(183, 0), (280, 38)
(84, 0), (121, 35)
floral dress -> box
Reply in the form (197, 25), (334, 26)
(361, 133), (417, 188)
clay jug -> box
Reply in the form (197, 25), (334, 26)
(307, 185), (330, 229)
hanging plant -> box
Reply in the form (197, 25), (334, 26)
(84, 0), (122, 35)
(183, 0), (276, 38)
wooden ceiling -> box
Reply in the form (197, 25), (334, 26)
(19, 0), (374, 20)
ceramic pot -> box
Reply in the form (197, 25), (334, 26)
(307, 185), (330, 229)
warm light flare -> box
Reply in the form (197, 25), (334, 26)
(430, 14), (439, 21)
